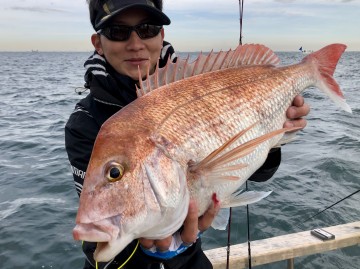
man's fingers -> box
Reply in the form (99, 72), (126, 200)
(284, 95), (310, 131)
(198, 200), (220, 232)
(286, 103), (310, 120)
(139, 238), (154, 249)
(284, 118), (307, 129)
(154, 236), (173, 252)
(284, 103), (309, 130)
(292, 95), (305, 107)
(180, 200), (199, 245)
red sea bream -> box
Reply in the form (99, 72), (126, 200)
(73, 44), (351, 261)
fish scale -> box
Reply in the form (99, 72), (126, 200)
(151, 67), (298, 158)
(73, 44), (351, 262)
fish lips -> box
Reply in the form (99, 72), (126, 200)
(73, 215), (137, 262)
(73, 215), (120, 243)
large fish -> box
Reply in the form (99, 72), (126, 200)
(73, 44), (351, 261)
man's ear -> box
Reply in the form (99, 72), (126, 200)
(91, 34), (104, 55)
(160, 28), (165, 41)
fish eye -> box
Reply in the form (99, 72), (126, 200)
(106, 162), (125, 182)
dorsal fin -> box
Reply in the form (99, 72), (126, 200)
(136, 43), (280, 97)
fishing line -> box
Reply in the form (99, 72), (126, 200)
(296, 189), (360, 230)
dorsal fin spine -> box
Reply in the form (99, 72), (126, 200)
(247, 44), (259, 64)
(192, 51), (202, 76)
(154, 60), (159, 89)
(243, 46), (252, 65)
(163, 57), (171, 85)
(182, 55), (189, 79)
(228, 48), (237, 67)
(137, 65), (145, 97)
(210, 50), (222, 71)
(135, 84), (140, 97)
(234, 46), (243, 66)
(146, 64), (151, 91)
(201, 50), (213, 73)
(172, 58), (178, 82)
(219, 49), (231, 70)
(253, 46), (264, 64)
(138, 44), (280, 96)
(268, 54), (278, 65)
(262, 50), (273, 64)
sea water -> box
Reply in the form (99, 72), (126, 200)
(0, 50), (359, 268)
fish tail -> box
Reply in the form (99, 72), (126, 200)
(302, 44), (352, 113)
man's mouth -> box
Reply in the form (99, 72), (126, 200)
(126, 58), (148, 65)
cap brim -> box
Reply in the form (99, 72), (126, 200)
(95, 4), (171, 30)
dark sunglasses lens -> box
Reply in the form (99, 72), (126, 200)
(108, 26), (130, 41)
(136, 24), (162, 39)
(101, 24), (162, 41)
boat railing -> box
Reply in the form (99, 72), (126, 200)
(205, 221), (360, 268)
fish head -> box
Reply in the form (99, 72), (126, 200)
(73, 124), (189, 261)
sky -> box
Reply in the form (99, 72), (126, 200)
(0, 0), (359, 52)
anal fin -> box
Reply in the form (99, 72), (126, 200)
(211, 190), (272, 230)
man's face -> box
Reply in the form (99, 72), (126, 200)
(95, 8), (164, 80)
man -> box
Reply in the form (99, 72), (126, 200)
(65, 1), (310, 268)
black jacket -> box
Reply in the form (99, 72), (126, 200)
(65, 41), (281, 269)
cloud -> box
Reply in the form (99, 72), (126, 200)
(9, 6), (68, 13)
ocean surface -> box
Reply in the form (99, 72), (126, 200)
(0, 49), (359, 269)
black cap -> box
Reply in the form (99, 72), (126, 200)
(95, 0), (171, 30)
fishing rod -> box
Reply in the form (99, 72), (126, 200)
(228, 188), (360, 269)
(245, 182), (252, 269)
(239, 0), (244, 46)
(239, 1), (252, 268)
(296, 189), (360, 230)
(226, 2), (249, 269)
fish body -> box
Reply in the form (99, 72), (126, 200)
(73, 44), (350, 261)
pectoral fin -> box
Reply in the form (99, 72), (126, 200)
(188, 125), (300, 184)
(275, 131), (298, 147)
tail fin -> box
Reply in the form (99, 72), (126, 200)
(302, 44), (352, 113)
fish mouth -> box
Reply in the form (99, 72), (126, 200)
(95, 242), (110, 259)
(93, 232), (134, 262)
(73, 215), (120, 243)
(73, 215), (135, 262)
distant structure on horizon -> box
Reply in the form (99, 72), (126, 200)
(298, 46), (313, 54)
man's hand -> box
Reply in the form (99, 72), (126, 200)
(139, 199), (220, 252)
(284, 95), (310, 130)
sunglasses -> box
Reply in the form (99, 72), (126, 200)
(97, 23), (163, 42)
